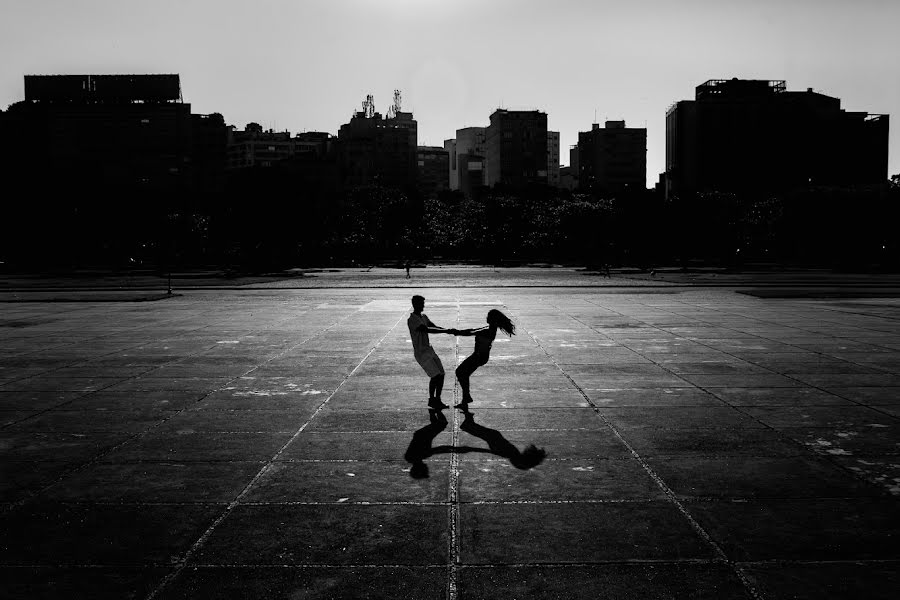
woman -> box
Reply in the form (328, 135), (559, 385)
(454, 309), (515, 408)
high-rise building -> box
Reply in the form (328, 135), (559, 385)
(226, 125), (294, 170)
(0, 74), (229, 264)
(577, 121), (647, 195)
(416, 146), (449, 196)
(485, 109), (548, 188)
(190, 112), (228, 198)
(450, 126), (487, 198)
(294, 131), (333, 158)
(547, 131), (560, 187)
(569, 145), (580, 189)
(7, 74), (193, 194)
(336, 102), (417, 190)
(665, 78), (890, 198)
(444, 138), (457, 189)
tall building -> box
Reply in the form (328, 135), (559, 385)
(0, 74), (229, 264)
(577, 121), (647, 195)
(448, 126), (487, 198)
(7, 74), (193, 194)
(547, 131), (561, 187)
(444, 138), (458, 189)
(569, 145), (580, 189)
(665, 78), (890, 198)
(336, 99), (417, 190)
(226, 125), (293, 170)
(294, 131), (333, 158)
(226, 128), (334, 170)
(485, 109), (548, 188)
(190, 112), (228, 198)
(416, 146), (450, 196)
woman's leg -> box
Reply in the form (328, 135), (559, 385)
(455, 354), (482, 402)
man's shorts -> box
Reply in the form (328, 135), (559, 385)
(414, 347), (445, 378)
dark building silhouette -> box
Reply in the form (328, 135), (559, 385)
(294, 131), (333, 158)
(547, 131), (561, 187)
(336, 97), (417, 190)
(446, 126), (487, 198)
(665, 78), (890, 198)
(485, 109), (548, 188)
(0, 74), (235, 266)
(7, 74), (193, 195)
(190, 112), (228, 200)
(559, 165), (577, 191)
(416, 146), (449, 196)
(577, 120), (647, 195)
(226, 124), (294, 169)
(568, 145), (580, 189)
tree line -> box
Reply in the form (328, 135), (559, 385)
(2, 167), (898, 272)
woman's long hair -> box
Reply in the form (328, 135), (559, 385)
(487, 309), (516, 337)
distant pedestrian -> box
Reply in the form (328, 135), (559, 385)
(408, 295), (456, 410)
(454, 309), (516, 408)
(405, 260), (411, 279)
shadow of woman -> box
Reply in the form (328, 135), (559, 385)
(455, 410), (546, 469)
(404, 409), (546, 478)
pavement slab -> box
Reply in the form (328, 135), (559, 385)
(1, 285), (899, 598)
(160, 566), (447, 600)
(457, 564), (753, 600)
(194, 504), (448, 566)
(459, 502), (715, 563)
(743, 562), (900, 600)
(688, 498), (900, 562)
(0, 567), (172, 600)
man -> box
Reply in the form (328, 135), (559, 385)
(408, 295), (456, 410)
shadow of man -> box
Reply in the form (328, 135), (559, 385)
(458, 410), (546, 470)
(404, 409), (448, 479)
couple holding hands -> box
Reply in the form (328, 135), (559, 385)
(407, 295), (516, 410)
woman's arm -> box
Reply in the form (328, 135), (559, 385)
(455, 326), (489, 336)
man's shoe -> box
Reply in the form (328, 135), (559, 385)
(428, 398), (449, 410)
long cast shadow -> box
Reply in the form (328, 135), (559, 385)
(404, 408), (546, 479)
(404, 409), (449, 479)
(455, 410), (547, 469)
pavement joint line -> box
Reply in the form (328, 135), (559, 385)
(269, 457), (642, 463)
(813, 302), (900, 323)
(145, 309), (408, 600)
(509, 304), (768, 600)
(447, 296), (462, 600)
(736, 558), (900, 566)
(6, 557), (900, 569)
(0, 314), (360, 515)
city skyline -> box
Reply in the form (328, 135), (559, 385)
(1, 0), (897, 188)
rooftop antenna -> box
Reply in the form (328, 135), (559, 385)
(388, 89), (401, 118)
(594, 108), (598, 124)
(361, 94), (375, 118)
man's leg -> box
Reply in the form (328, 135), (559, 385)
(429, 373), (444, 399)
(428, 374), (447, 409)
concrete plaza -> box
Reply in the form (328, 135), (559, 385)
(1, 285), (899, 598)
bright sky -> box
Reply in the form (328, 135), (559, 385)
(2, 0), (898, 187)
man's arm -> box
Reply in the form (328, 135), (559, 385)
(418, 316), (456, 335)
(417, 323), (457, 334)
